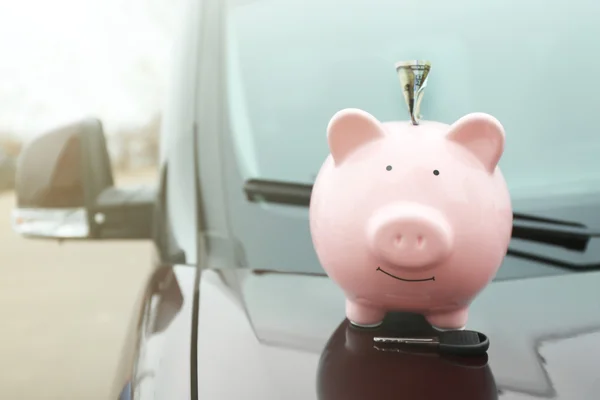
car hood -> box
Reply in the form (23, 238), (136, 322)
(194, 267), (600, 400)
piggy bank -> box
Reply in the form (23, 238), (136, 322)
(309, 108), (512, 330)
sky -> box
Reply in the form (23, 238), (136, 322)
(0, 0), (181, 138)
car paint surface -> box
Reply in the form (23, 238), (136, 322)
(194, 268), (600, 399)
(112, 264), (195, 400)
(114, 262), (600, 400)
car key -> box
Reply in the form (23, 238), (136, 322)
(373, 329), (489, 356)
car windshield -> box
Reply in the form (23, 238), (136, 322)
(217, 0), (600, 277)
(226, 0), (600, 202)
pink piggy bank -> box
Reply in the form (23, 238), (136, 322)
(309, 108), (513, 330)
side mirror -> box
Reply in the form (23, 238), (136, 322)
(12, 119), (156, 240)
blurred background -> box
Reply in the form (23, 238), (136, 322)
(0, 0), (179, 398)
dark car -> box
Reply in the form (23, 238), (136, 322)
(10, 0), (600, 399)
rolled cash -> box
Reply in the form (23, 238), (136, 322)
(395, 60), (431, 125)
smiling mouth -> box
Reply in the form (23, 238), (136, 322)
(376, 267), (435, 282)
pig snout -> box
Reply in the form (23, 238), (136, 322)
(367, 203), (454, 269)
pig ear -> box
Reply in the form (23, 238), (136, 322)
(446, 113), (505, 173)
(327, 108), (386, 165)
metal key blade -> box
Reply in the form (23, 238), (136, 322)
(373, 330), (489, 357)
(373, 336), (439, 346)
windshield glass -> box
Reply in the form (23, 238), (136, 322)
(226, 0), (600, 201)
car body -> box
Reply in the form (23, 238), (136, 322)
(11, 0), (600, 399)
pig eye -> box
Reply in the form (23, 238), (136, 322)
(433, 169), (440, 176)
(386, 165), (392, 171)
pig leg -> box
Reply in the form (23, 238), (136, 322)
(425, 307), (468, 331)
(346, 298), (386, 328)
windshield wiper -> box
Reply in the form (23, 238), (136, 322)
(244, 178), (312, 207)
(511, 216), (597, 250)
(243, 178), (600, 270)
